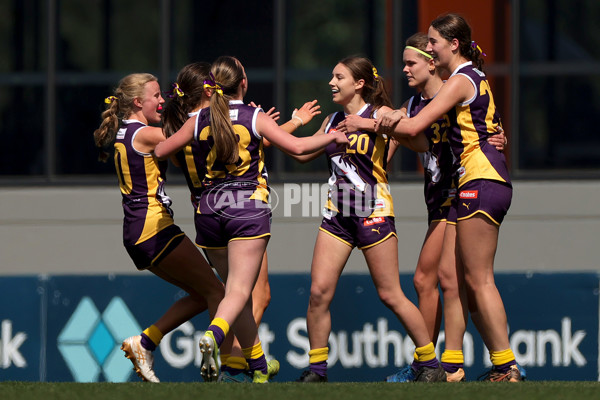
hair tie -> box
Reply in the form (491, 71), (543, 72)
(405, 46), (433, 60)
(104, 96), (117, 104)
(172, 83), (184, 97)
(471, 41), (487, 57)
(372, 67), (379, 80)
(203, 76), (224, 96)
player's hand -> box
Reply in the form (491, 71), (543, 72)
(292, 100), (321, 126)
(331, 130), (350, 145)
(249, 101), (281, 122)
(375, 109), (404, 134)
(337, 114), (364, 133)
(487, 125), (507, 151)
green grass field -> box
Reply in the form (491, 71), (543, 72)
(1, 381), (600, 400)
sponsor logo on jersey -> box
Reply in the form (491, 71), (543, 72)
(459, 190), (478, 199)
(229, 109), (239, 121)
(369, 199), (386, 209)
(363, 216), (385, 226)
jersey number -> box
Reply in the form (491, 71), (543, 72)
(114, 143), (132, 194)
(346, 133), (369, 154)
(198, 125), (253, 178)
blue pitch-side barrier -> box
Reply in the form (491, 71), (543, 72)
(0, 273), (598, 382)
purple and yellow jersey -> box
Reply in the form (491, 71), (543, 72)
(446, 62), (511, 188)
(113, 120), (174, 246)
(194, 100), (269, 203)
(173, 110), (206, 204)
(323, 104), (394, 218)
(407, 95), (456, 212)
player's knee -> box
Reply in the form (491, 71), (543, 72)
(377, 289), (402, 310)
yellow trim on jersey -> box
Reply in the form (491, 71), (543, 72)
(456, 106), (506, 186)
(370, 135), (394, 218)
(457, 210), (500, 226)
(137, 156), (174, 244)
(114, 143), (132, 195)
(318, 227), (353, 248)
(183, 145), (203, 188)
(358, 231), (397, 250)
(250, 141), (269, 203)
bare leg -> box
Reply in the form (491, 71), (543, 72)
(151, 236), (224, 319)
(363, 236), (432, 348)
(437, 224), (468, 351)
(252, 252), (271, 325)
(207, 237), (267, 348)
(413, 221), (444, 343)
(153, 296), (207, 335)
(458, 214), (510, 351)
(306, 231), (352, 350)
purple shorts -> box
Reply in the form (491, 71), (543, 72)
(319, 214), (396, 249)
(427, 188), (457, 225)
(195, 190), (271, 249)
(125, 224), (185, 270)
(456, 179), (512, 225)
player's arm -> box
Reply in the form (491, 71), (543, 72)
(257, 112), (343, 158)
(377, 74), (471, 139)
(154, 116), (196, 159)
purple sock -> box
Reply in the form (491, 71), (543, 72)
(140, 333), (156, 351)
(207, 325), (225, 347)
(412, 358), (439, 370)
(442, 362), (463, 373)
(309, 361), (328, 377)
(494, 360), (517, 373)
(247, 354), (267, 374)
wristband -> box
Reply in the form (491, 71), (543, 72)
(292, 110), (305, 126)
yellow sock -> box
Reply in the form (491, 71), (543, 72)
(242, 342), (264, 360)
(142, 325), (163, 346)
(414, 342), (436, 362)
(220, 353), (230, 365)
(308, 347), (329, 364)
(441, 349), (464, 364)
(225, 356), (248, 370)
(490, 348), (516, 366)
(210, 317), (230, 337)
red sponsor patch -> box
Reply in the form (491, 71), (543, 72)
(459, 190), (478, 199)
(363, 216), (385, 226)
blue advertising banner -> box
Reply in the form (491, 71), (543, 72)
(0, 273), (598, 382)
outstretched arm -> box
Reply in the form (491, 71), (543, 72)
(257, 112), (347, 157)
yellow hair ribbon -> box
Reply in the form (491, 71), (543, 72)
(104, 96), (117, 104)
(172, 83), (184, 97)
(203, 83), (223, 96)
(471, 41), (487, 56)
(405, 46), (433, 59)
(372, 67), (379, 80)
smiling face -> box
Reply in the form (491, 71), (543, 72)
(139, 80), (165, 125)
(403, 48), (435, 89)
(328, 63), (363, 106)
(426, 26), (455, 70)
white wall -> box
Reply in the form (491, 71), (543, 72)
(1, 181), (598, 276)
